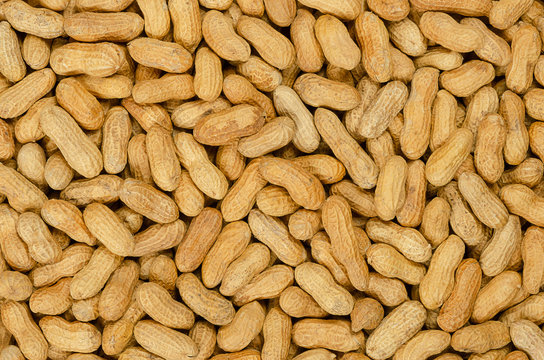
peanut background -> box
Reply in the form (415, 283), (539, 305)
(1, 0), (544, 359)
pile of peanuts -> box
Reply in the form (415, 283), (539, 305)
(3, 0), (544, 359)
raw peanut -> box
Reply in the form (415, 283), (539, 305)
(463, 86), (500, 146)
(410, 0), (492, 15)
(0, 271), (32, 301)
(237, 56), (282, 92)
(437, 258), (482, 332)
(458, 172), (509, 228)
(500, 293), (544, 325)
(14, 97), (54, 144)
(236, 15), (295, 70)
(3, 0), (63, 38)
(71, 295), (100, 322)
(56, 77), (104, 130)
(216, 140), (246, 181)
(297, 0), (361, 20)
(461, 18), (512, 67)
(315, 108), (378, 188)
(366, 218), (431, 263)
(292, 155), (345, 184)
(50, 43), (124, 77)
(41, 200), (95, 246)
(177, 273), (234, 325)
(39, 316), (102, 353)
(366, 244), (426, 285)
(353, 81), (408, 139)
(0, 119), (14, 161)
(288, 209), (321, 240)
(330, 180), (376, 217)
(414, 47), (464, 70)
(101, 107), (131, 174)
(451, 321), (511, 353)
(500, 158), (544, 187)
(366, 301), (426, 360)
(292, 319), (363, 352)
(505, 351), (529, 360)
(29, 244), (93, 288)
(0, 204), (36, 271)
(217, 301), (265, 352)
(132, 74), (194, 104)
(420, 197), (451, 248)
(249, 208), (307, 266)
(16, 143), (46, 189)
(0, 165), (41, 212)
(232, 265), (294, 306)
(75, 75), (133, 99)
(116, 206), (143, 234)
(389, 45), (416, 83)
(148, 255), (178, 292)
(171, 98), (230, 129)
(355, 11), (391, 83)
(367, 0), (408, 21)
(393, 330), (451, 360)
(480, 215), (522, 276)
(65, 12), (143, 42)
(261, 307), (291, 360)
(374, 156), (408, 221)
(0, 68), (56, 119)
(440, 60), (495, 98)
(202, 10), (250, 63)
(40, 106), (103, 179)
(60, 175), (123, 206)
(0, 346), (24, 360)
(222, 75), (275, 119)
(395, 160), (426, 227)
(506, 24), (541, 94)
(314, 15), (360, 71)
(310, 231), (351, 288)
(326, 64), (355, 85)
(419, 12), (482, 53)
(468, 348), (510, 360)
(472, 271), (522, 323)
(0, 21), (25, 82)
(201, 221), (251, 288)
(17, 212), (62, 265)
(1, 301), (48, 360)
(290, 9), (324, 73)
(200, 0), (233, 10)
(70, 246), (122, 300)
(168, 0), (200, 52)
(99, 260), (139, 322)
(521, 226), (544, 294)
(400, 67), (439, 160)
(293, 349), (335, 360)
(490, 0), (534, 30)
(83, 203), (134, 257)
(524, 88), (544, 120)
(366, 272), (408, 307)
(192, 103), (264, 145)
(118, 347), (162, 360)
(44, 152), (73, 191)
(510, 320), (544, 359)
(295, 262), (354, 316)
(474, 113), (506, 183)
(136, 0), (170, 39)
(175, 207), (222, 272)
(220, 243), (270, 296)
(501, 90), (529, 165)
(351, 297), (383, 331)
(122, 97), (172, 131)
(174, 132), (228, 199)
(29, 278), (72, 315)
(388, 18), (427, 57)
(263, 0), (295, 26)
(189, 321), (216, 360)
(236, 0), (264, 17)
(127, 134), (153, 184)
(127, 38), (192, 73)
(120, 179), (178, 224)
(536, 55), (544, 87)
(279, 286), (328, 318)
(273, 85), (320, 153)
(239, 117), (295, 158)
(322, 195), (370, 290)
(295, 74), (361, 111)
(77, 0), (132, 11)
(134, 320), (198, 360)
(256, 185), (300, 217)
(211, 350), (261, 360)
(194, 47), (222, 102)
(221, 159), (267, 221)
(368, 133), (395, 171)
(136, 281), (194, 329)
(419, 235), (465, 310)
